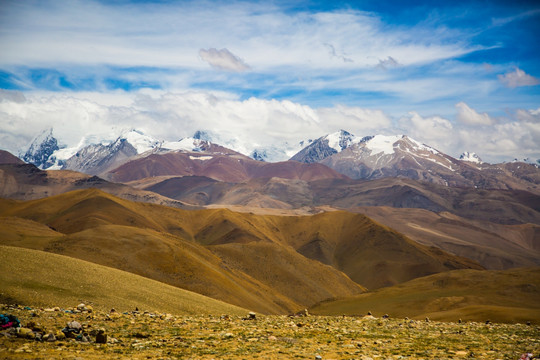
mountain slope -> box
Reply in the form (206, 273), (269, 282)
(106, 150), (347, 183)
(310, 267), (540, 323)
(0, 150), (24, 165)
(0, 245), (247, 315)
(20, 128), (59, 169)
(272, 211), (483, 289)
(290, 130), (358, 163)
(0, 161), (189, 208)
(289, 132), (540, 193)
(141, 175), (540, 270)
(0, 189), (365, 313)
(351, 206), (540, 270)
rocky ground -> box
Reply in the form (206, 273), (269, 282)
(1, 304), (539, 359)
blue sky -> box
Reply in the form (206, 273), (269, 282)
(0, 0), (539, 162)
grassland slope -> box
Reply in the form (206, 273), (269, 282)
(0, 245), (247, 315)
(310, 267), (540, 323)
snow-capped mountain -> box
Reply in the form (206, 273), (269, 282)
(459, 152), (482, 164)
(290, 130), (360, 163)
(20, 128), (60, 169)
(319, 134), (463, 183)
(62, 130), (236, 176)
(307, 133), (540, 189)
(16, 127), (539, 191)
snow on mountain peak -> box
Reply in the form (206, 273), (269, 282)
(364, 135), (404, 155)
(460, 151), (482, 163)
(21, 128), (61, 168)
(114, 129), (161, 154)
(162, 137), (209, 152)
(325, 130), (356, 152)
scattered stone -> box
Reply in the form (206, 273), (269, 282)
(77, 332), (91, 343)
(16, 327), (34, 339)
(382, 314), (389, 319)
(425, 317), (430, 322)
(62, 320), (82, 338)
(44, 332), (56, 342)
(55, 330), (66, 340)
(315, 355), (322, 360)
(95, 328), (107, 344)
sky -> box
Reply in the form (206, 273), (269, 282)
(0, 0), (539, 163)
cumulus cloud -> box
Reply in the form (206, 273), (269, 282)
(498, 68), (540, 88)
(394, 112), (456, 154)
(199, 48), (250, 72)
(455, 102), (493, 125)
(1, 90), (538, 163)
(316, 105), (391, 133)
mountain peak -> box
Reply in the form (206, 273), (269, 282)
(460, 151), (482, 163)
(118, 129), (161, 154)
(21, 128), (60, 169)
(290, 129), (360, 163)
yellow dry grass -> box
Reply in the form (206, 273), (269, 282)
(0, 245), (247, 315)
(310, 267), (540, 323)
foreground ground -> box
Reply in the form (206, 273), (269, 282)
(1, 304), (539, 359)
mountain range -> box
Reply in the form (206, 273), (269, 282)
(2, 126), (540, 321)
(19, 128), (540, 192)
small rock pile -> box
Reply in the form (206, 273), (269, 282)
(1, 304), (110, 344)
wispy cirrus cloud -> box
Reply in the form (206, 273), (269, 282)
(1, 1), (539, 163)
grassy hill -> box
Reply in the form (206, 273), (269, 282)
(310, 267), (540, 323)
(0, 189), (365, 314)
(0, 245), (247, 315)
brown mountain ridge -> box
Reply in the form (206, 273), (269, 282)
(105, 150), (348, 183)
(0, 188), (482, 313)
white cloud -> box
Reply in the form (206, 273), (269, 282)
(455, 102), (493, 125)
(199, 48), (250, 72)
(1, 90), (538, 163)
(399, 112), (454, 152)
(0, 1), (478, 70)
(498, 68), (540, 88)
(316, 105), (391, 134)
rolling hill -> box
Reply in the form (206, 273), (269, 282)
(139, 175), (540, 270)
(0, 188), (485, 313)
(0, 162), (190, 209)
(0, 245), (247, 315)
(310, 267), (540, 324)
(0, 189), (366, 313)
